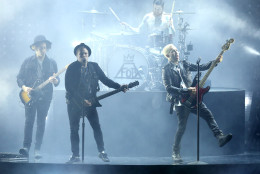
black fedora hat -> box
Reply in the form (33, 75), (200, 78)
(74, 43), (92, 57)
(30, 35), (52, 50)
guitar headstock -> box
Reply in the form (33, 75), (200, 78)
(128, 81), (139, 88)
(222, 38), (235, 52)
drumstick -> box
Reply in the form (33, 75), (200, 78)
(109, 7), (121, 23)
(170, 0), (175, 18)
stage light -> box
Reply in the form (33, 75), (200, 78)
(245, 94), (252, 108)
(243, 45), (260, 56)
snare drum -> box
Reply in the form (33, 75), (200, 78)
(107, 45), (149, 87)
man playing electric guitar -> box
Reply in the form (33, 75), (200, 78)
(65, 43), (128, 163)
(161, 44), (232, 162)
(17, 35), (60, 159)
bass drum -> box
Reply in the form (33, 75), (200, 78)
(107, 45), (149, 89)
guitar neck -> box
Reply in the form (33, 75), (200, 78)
(198, 38), (234, 87)
(35, 66), (67, 90)
(199, 50), (224, 87)
(96, 88), (122, 101)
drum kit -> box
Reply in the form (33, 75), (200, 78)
(79, 8), (194, 91)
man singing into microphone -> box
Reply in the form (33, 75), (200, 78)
(65, 43), (127, 163)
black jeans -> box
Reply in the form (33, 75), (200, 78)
(173, 103), (223, 153)
(67, 103), (105, 157)
(23, 100), (51, 151)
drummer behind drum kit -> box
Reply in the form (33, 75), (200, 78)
(79, 8), (194, 91)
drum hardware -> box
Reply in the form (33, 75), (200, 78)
(184, 41), (193, 56)
(79, 8), (109, 32)
(175, 11), (194, 60)
(145, 52), (168, 90)
(148, 32), (173, 50)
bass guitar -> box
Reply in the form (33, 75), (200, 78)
(19, 64), (69, 106)
(180, 38), (235, 109)
(72, 81), (139, 109)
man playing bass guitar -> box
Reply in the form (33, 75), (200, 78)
(162, 44), (232, 162)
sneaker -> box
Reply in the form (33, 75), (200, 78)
(218, 133), (232, 147)
(98, 151), (110, 162)
(172, 152), (183, 162)
(66, 156), (81, 164)
(34, 150), (42, 160)
(19, 148), (29, 157)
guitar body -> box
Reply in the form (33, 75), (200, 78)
(19, 89), (42, 106)
(181, 85), (210, 109)
(88, 98), (102, 107)
(19, 90), (31, 105)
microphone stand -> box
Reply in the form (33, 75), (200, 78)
(82, 104), (85, 163)
(189, 57), (207, 165)
(196, 58), (202, 162)
(80, 63), (86, 163)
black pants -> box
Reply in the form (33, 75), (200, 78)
(173, 103), (223, 153)
(67, 103), (105, 157)
(23, 100), (51, 151)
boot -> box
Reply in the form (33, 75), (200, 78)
(19, 147), (29, 157)
(172, 151), (183, 162)
(218, 133), (232, 147)
(66, 156), (81, 164)
(98, 151), (110, 162)
(34, 150), (42, 160)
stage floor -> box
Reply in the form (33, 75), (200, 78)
(1, 153), (260, 174)
(2, 152), (260, 164)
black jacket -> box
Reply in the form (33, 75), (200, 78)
(17, 55), (59, 101)
(65, 61), (120, 103)
(162, 60), (214, 104)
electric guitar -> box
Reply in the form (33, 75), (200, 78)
(72, 81), (139, 109)
(180, 38), (235, 109)
(19, 64), (69, 106)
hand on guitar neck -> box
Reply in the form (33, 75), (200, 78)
(21, 73), (58, 94)
(216, 55), (223, 64)
(48, 73), (59, 85)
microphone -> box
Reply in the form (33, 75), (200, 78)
(196, 57), (201, 64)
(82, 58), (86, 64)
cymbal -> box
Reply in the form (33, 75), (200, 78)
(177, 28), (194, 31)
(109, 31), (138, 36)
(90, 32), (108, 40)
(79, 10), (107, 15)
(172, 10), (195, 14)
